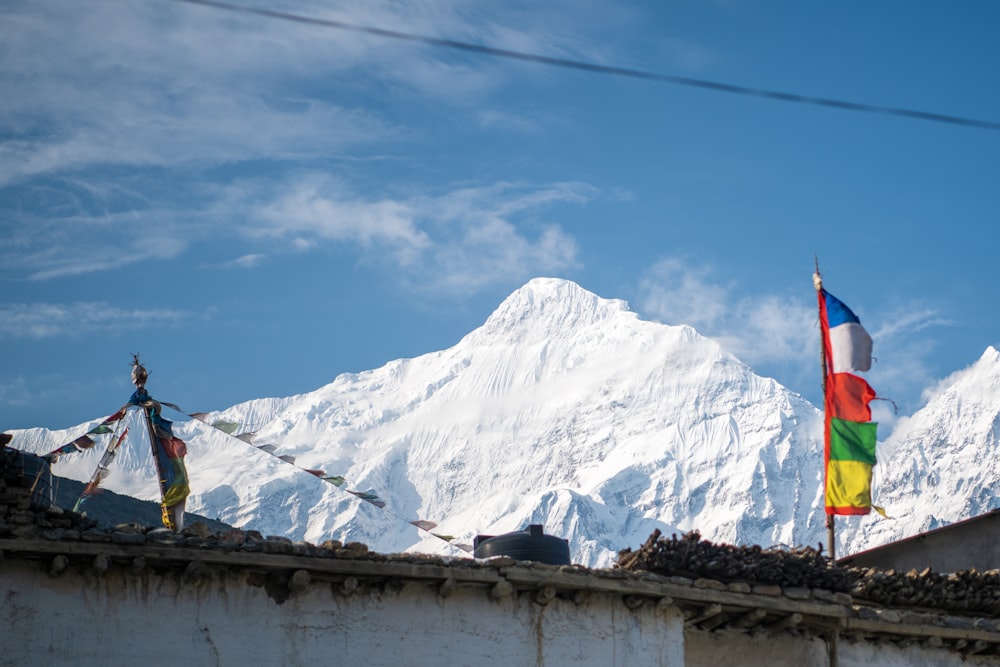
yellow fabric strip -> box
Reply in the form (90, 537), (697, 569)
(826, 459), (873, 510)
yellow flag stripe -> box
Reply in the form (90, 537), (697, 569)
(826, 459), (873, 510)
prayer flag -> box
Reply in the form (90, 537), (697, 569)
(821, 289), (872, 373)
(828, 373), (876, 422)
(818, 286), (878, 516)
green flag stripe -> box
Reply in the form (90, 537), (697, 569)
(830, 418), (877, 465)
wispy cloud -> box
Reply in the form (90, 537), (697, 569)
(243, 176), (589, 292)
(1, 0), (629, 187)
(636, 257), (950, 415)
(1, 169), (593, 293)
(0, 1), (427, 187)
(218, 254), (266, 270)
(0, 200), (193, 281)
(476, 109), (544, 133)
(3, 0), (688, 177)
(250, 176), (431, 264)
(421, 184), (583, 293)
(638, 258), (815, 371)
(0, 302), (192, 340)
(0, 375), (31, 408)
(1, 0), (614, 292)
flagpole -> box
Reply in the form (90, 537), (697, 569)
(132, 356), (175, 531)
(814, 259), (836, 562)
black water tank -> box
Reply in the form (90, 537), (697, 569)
(473, 525), (571, 565)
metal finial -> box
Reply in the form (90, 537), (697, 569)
(130, 353), (148, 389)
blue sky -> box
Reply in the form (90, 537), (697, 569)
(3, 0), (998, 432)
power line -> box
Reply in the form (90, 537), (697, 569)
(168, 0), (1000, 132)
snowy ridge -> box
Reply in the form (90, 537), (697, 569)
(9, 279), (1000, 567)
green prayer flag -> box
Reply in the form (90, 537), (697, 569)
(829, 417), (877, 465)
(211, 420), (239, 434)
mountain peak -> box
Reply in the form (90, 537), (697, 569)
(476, 278), (634, 343)
(979, 345), (1000, 366)
(926, 346), (1000, 404)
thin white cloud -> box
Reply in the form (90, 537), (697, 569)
(1, 0), (612, 286)
(0, 375), (31, 408)
(0, 302), (192, 340)
(1, 171), (592, 290)
(872, 306), (952, 341)
(0, 1), (410, 186)
(0, 0), (643, 294)
(250, 177), (431, 265)
(400, 180), (587, 292)
(243, 176), (589, 292)
(476, 109), (544, 133)
(219, 254), (266, 270)
(1, 0), (632, 186)
(637, 259), (731, 332)
(657, 37), (720, 71)
(426, 211), (580, 294)
(637, 257), (950, 417)
(638, 258), (815, 370)
(0, 203), (192, 281)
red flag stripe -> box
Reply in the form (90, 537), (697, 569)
(828, 373), (876, 422)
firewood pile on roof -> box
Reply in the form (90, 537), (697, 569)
(616, 529), (853, 592)
(618, 528), (1000, 618)
(852, 567), (1000, 616)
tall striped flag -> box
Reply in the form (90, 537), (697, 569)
(817, 282), (878, 515)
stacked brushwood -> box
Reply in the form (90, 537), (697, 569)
(618, 529), (1000, 615)
(850, 567), (1000, 615)
(616, 529), (853, 593)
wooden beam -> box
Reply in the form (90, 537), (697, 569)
(49, 554), (68, 576)
(767, 613), (802, 634)
(289, 569), (311, 593)
(846, 617), (1000, 644)
(685, 603), (723, 627)
(623, 595), (645, 610)
(491, 580), (514, 599)
(700, 613), (731, 631)
(498, 565), (852, 619)
(964, 640), (989, 656)
(730, 608), (768, 629)
(535, 585), (557, 605)
(340, 576), (359, 596)
(438, 577), (457, 599)
(92, 553), (110, 574)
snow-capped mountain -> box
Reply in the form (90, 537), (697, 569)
(8, 278), (827, 566)
(10, 279), (1000, 568)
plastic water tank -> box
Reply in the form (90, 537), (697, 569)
(473, 524), (570, 565)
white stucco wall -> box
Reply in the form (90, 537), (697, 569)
(686, 628), (1000, 667)
(5, 557), (1000, 667)
(839, 637), (998, 667)
(685, 628), (829, 667)
(1, 560), (684, 667)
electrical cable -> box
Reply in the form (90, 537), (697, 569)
(165, 0), (1000, 131)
